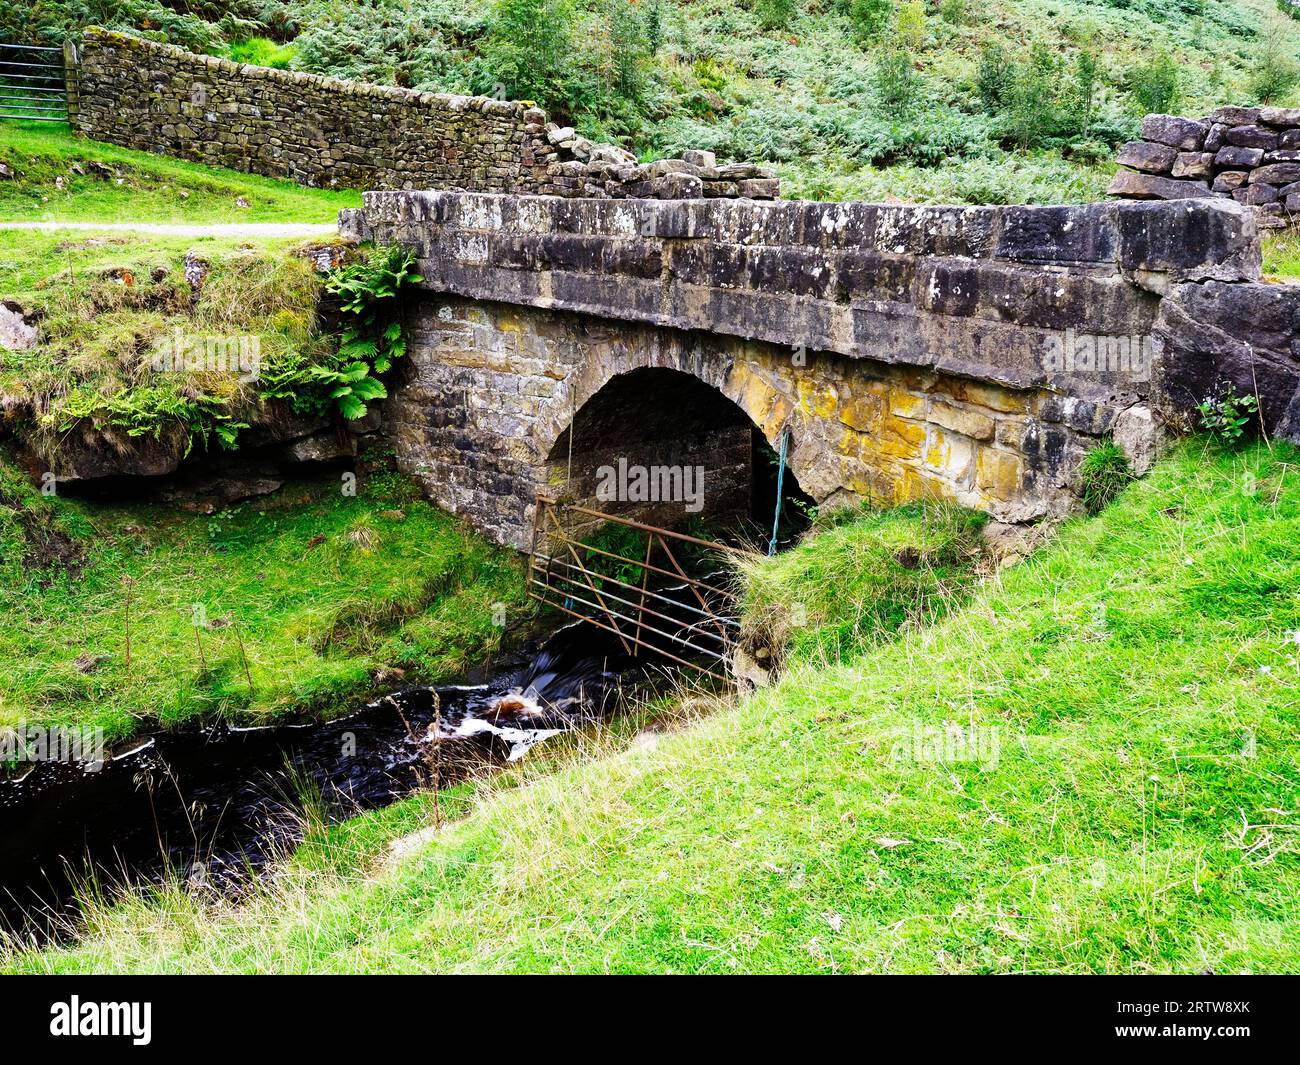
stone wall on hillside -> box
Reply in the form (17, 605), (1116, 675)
(70, 28), (778, 200)
(1109, 107), (1300, 228)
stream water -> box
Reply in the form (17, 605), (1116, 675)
(0, 615), (645, 939)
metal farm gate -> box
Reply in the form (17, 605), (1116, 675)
(527, 497), (755, 684)
(0, 44), (69, 122)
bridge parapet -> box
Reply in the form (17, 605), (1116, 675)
(345, 193), (1257, 396)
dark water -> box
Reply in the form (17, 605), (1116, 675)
(0, 616), (643, 939)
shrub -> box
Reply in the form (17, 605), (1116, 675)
(975, 42), (1014, 114)
(607, 0), (652, 101)
(845, 0), (893, 44)
(644, 0), (667, 53)
(1197, 386), (1260, 447)
(1078, 441), (1134, 514)
(1004, 45), (1060, 149)
(261, 245), (422, 423)
(896, 0), (926, 49)
(1072, 50), (1101, 138)
(939, 0), (968, 24)
(483, 0), (576, 108)
(874, 49), (920, 111)
(1125, 54), (1180, 115)
(755, 0), (799, 29)
(1251, 32), (1300, 104)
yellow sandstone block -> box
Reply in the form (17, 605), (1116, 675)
(923, 427), (975, 483)
(838, 392), (883, 432)
(976, 447), (1023, 500)
(887, 390), (928, 419)
(929, 400), (995, 442)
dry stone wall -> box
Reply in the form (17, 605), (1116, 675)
(1109, 107), (1300, 228)
(70, 28), (777, 199)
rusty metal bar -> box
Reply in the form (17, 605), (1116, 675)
(542, 504), (635, 656)
(530, 568), (732, 648)
(527, 590), (733, 682)
(541, 528), (735, 599)
(536, 496), (754, 557)
(533, 553), (739, 628)
(527, 579), (731, 663)
(529, 497), (753, 685)
(655, 532), (732, 647)
(634, 532), (654, 649)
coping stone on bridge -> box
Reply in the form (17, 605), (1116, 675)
(342, 192), (1261, 399)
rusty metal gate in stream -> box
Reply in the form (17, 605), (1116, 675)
(0, 44), (69, 122)
(527, 497), (757, 684)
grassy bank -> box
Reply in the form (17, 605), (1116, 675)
(0, 449), (526, 744)
(0, 229), (347, 464)
(8, 438), (1297, 973)
(1263, 229), (1300, 282)
(0, 122), (357, 223)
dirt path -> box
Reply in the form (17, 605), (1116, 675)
(0, 221), (337, 237)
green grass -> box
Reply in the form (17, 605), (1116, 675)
(227, 37), (298, 70)
(8, 438), (1298, 973)
(0, 122), (357, 223)
(1263, 228), (1300, 281)
(0, 448), (526, 745)
(738, 500), (987, 667)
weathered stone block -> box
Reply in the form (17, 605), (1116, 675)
(1214, 145), (1266, 169)
(738, 178), (780, 199)
(1114, 199), (1260, 285)
(1107, 169), (1213, 201)
(929, 400), (995, 441)
(1211, 105), (1262, 126)
(1117, 140), (1178, 173)
(976, 448), (1023, 499)
(1211, 171), (1249, 193)
(1223, 124), (1279, 150)
(1235, 183), (1279, 206)
(1171, 151), (1214, 179)
(996, 204), (1117, 262)
(1260, 107), (1300, 127)
(1154, 281), (1300, 438)
(1141, 114), (1208, 150)
(1249, 162), (1300, 186)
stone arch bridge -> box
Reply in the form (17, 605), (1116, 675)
(341, 191), (1297, 549)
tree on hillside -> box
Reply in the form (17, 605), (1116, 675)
(484, 0), (576, 109)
